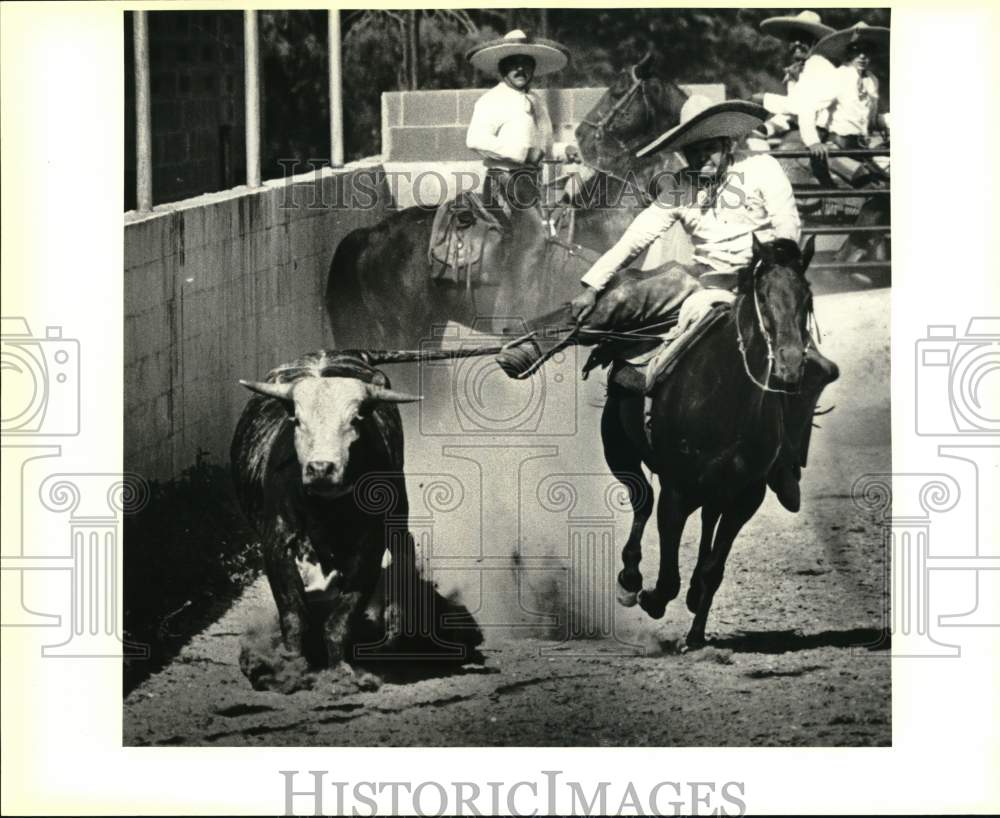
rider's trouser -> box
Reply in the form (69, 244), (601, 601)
(483, 166), (543, 226)
(577, 263), (704, 338)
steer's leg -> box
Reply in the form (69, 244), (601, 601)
(263, 527), (310, 659)
(687, 480), (766, 648)
(639, 483), (695, 619)
(323, 538), (384, 668)
(602, 391), (653, 607)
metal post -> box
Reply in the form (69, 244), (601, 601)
(328, 10), (344, 167)
(244, 10), (261, 187)
(133, 11), (153, 211)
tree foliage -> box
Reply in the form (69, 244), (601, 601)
(258, 7), (890, 170)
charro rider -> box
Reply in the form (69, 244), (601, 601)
(794, 21), (891, 181)
(751, 10), (835, 141)
(465, 29), (580, 220)
(567, 96), (836, 510)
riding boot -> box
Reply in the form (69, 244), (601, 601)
(767, 344), (840, 512)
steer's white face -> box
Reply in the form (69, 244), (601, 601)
(290, 377), (369, 497)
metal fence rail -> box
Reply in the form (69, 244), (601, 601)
(802, 224), (891, 235)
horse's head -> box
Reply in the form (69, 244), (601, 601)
(575, 51), (689, 177)
(738, 235), (816, 387)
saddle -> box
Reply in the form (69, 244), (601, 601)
(428, 192), (504, 289)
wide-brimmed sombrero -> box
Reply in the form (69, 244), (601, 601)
(812, 21), (890, 64)
(636, 96), (768, 158)
(760, 10), (835, 43)
(466, 29), (569, 77)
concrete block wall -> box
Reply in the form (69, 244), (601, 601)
(381, 84), (726, 162)
(125, 10), (246, 210)
(124, 162), (391, 481)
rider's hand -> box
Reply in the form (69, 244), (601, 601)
(807, 141), (830, 162)
(570, 286), (599, 324)
(563, 145), (581, 164)
(524, 146), (544, 166)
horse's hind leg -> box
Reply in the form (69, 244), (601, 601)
(687, 481), (766, 647)
(602, 394), (653, 607)
(638, 484), (695, 620)
(686, 505), (722, 614)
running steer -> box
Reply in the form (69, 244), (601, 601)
(231, 351), (421, 670)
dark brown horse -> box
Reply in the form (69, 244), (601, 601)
(601, 235), (836, 647)
(324, 55), (689, 348)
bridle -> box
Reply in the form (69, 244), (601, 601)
(579, 64), (656, 159)
(734, 261), (818, 395)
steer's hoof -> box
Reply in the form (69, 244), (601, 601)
(616, 581), (638, 607)
(638, 590), (667, 620)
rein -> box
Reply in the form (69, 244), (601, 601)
(734, 270), (816, 395)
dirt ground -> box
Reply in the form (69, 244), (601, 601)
(124, 288), (891, 747)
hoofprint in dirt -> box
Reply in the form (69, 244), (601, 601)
(124, 288), (890, 747)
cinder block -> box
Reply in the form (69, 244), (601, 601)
(458, 88), (487, 124)
(382, 92), (402, 128)
(385, 126), (439, 161)
(571, 87), (608, 122)
(401, 90), (459, 126)
(435, 126), (479, 162)
(541, 88), (571, 130)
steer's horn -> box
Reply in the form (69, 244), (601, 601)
(239, 379), (294, 401)
(367, 385), (423, 404)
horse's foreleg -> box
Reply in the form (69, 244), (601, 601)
(686, 505), (722, 614)
(687, 481), (767, 647)
(602, 395), (653, 607)
(638, 484), (693, 620)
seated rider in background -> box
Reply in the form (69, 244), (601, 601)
(751, 10), (835, 141)
(794, 21), (891, 185)
(567, 96), (836, 511)
(465, 30), (580, 223)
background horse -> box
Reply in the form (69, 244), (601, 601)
(602, 236), (834, 647)
(324, 54), (688, 348)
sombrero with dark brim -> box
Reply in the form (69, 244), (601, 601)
(636, 98), (768, 158)
(812, 22), (890, 64)
(760, 11), (835, 43)
(466, 29), (569, 77)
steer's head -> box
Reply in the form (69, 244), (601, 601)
(240, 375), (421, 498)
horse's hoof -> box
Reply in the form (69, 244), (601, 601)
(616, 582), (638, 607)
(638, 590), (667, 620)
(685, 631), (706, 650)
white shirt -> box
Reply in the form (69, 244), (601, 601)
(796, 63), (880, 145)
(581, 151), (801, 290)
(465, 82), (567, 168)
(762, 54), (837, 132)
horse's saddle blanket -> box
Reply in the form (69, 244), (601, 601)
(428, 192), (504, 287)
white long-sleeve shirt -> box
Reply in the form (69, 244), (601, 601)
(762, 54), (837, 136)
(465, 82), (567, 168)
(796, 63), (880, 146)
(581, 151), (801, 290)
